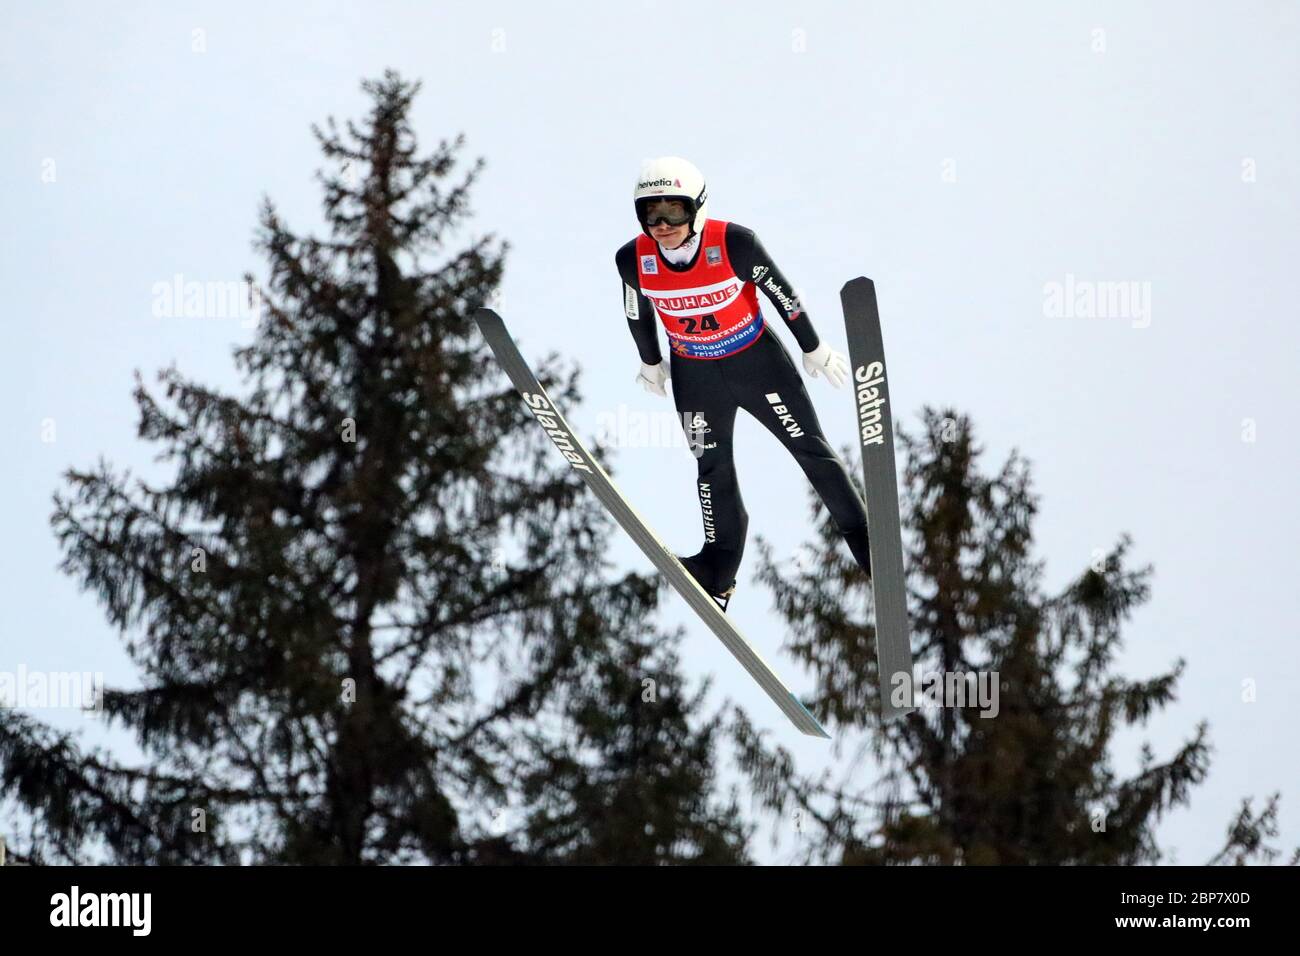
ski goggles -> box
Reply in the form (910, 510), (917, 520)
(639, 200), (693, 228)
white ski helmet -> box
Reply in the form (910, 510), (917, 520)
(633, 156), (709, 239)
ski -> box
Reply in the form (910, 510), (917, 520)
(840, 277), (917, 720)
(474, 307), (830, 738)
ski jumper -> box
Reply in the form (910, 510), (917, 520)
(615, 219), (872, 593)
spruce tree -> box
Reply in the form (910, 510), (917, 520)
(737, 408), (1286, 865)
(0, 71), (745, 865)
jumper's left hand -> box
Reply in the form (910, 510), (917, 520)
(801, 341), (849, 389)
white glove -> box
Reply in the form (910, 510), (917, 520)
(801, 341), (849, 389)
(635, 359), (670, 398)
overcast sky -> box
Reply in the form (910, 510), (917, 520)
(3, 1), (1297, 863)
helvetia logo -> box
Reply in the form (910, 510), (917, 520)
(637, 177), (676, 190)
(523, 393), (593, 473)
(761, 275), (800, 315)
(854, 362), (887, 447)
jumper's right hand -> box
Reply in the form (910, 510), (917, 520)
(636, 359), (670, 398)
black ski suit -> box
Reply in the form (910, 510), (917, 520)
(615, 221), (872, 595)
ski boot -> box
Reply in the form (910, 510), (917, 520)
(678, 550), (739, 613)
